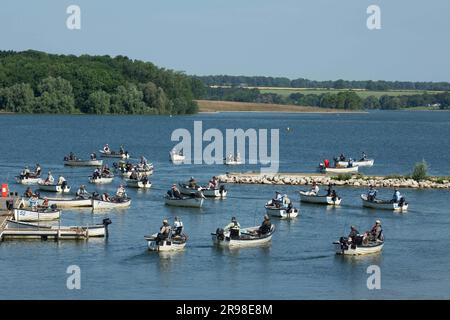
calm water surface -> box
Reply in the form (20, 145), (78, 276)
(0, 111), (449, 299)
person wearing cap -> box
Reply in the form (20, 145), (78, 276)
(392, 188), (403, 203)
(271, 191), (284, 207)
(369, 220), (383, 241)
(367, 185), (377, 201)
(308, 182), (320, 196)
(57, 175), (67, 187)
(45, 171), (54, 185)
(224, 217), (241, 239)
(348, 225), (359, 242)
(90, 152), (97, 160)
(258, 214), (272, 235)
(156, 219), (171, 244)
(167, 184), (182, 199)
(34, 164), (41, 176)
(76, 185), (90, 199)
(188, 176), (198, 189)
(173, 217), (184, 236)
(116, 185), (127, 199)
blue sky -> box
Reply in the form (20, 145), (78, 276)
(1, 0), (449, 81)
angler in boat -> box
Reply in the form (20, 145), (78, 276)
(155, 219), (171, 244)
(224, 217), (241, 239)
(173, 216), (184, 236)
(115, 185), (128, 200)
(43, 171), (54, 184)
(258, 214), (272, 236)
(76, 185), (91, 199)
(367, 185), (378, 201)
(306, 182), (320, 196)
(24, 187), (35, 198)
(90, 152), (97, 160)
(167, 184), (183, 199)
(188, 176), (199, 189)
(271, 191), (284, 206)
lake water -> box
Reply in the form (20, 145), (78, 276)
(0, 111), (449, 299)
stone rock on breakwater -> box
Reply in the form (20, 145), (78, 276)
(217, 173), (450, 189)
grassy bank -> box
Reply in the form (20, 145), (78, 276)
(196, 100), (365, 113)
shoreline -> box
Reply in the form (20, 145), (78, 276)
(217, 172), (450, 189)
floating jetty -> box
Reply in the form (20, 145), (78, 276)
(217, 172), (450, 189)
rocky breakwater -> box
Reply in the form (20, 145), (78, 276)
(217, 173), (450, 189)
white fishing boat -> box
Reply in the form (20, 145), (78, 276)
(299, 191), (342, 205)
(64, 159), (103, 167)
(41, 197), (91, 208)
(89, 175), (114, 184)
(91, 198), (131, 210)
(319, 165), (359, 174)
(37, 181), (71, 193)
(179, 183), (227, 198)
(145, 233), (187, 252)
(211, 225), (275, 248)
(334, 238), (384, 255)
(15, 176), (41, 185)
(360, 194), (408, 211)
(164, 195), (204, 208)
(13, 208), (61, 222)
(224, 158), (243, 165)
(337, 159), (374, 167)
(99, 150), (130, 159)
(264, 204), (299, 218)
(169, 149), (185, 162)
(4, 218), (111, 238)
(121, 168), (153, 178)
(125, 179), (152, 189)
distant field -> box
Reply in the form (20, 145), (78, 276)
(196, 100), (364, 113)
(255, 87), (443, 98)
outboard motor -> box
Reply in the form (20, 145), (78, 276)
(219, 185), (226, 194)
(102, 218), (112, 238)
(216, 228), (225, 241)
(50, 204), (58, 211)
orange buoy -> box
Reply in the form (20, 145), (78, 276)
(1, 184), (8, 197)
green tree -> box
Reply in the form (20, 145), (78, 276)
(86, 90), (111, 114)
(34, 76), (75, 113)
(0, 83), (35, 112)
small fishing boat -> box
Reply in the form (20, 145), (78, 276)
(319, 165), (359, 174)
(42, 197), (91, 208)
(337, 159), (374, 167)
(145, 234), (187, 252)
(15, 176), (41, 185)
(99, 150), (130, 159)
(169, 149), (185, 162)
(89, 175), (114, 184)
(4, 218), (111, 238)
(125, 179), (152, 189)
(179, 183), (227, 198)
(121, 168), (153, 178)
(264, 203), (299, 218)
(164, 195), (204, 208)
(37, 181), (71, 193)
(13, 208), (61, 222)
(299, 191), (342, 205)
(91, 198), (131, 210)
(360, 194), (408, 211)
(64, 159), (103, 167)
(333, 237), (384, 256)
(211, 225), (275, 248)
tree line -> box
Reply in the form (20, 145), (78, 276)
(0, 50), (205, 114)
(197, 75), (450, 91)
(204, 87), (450, 110)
